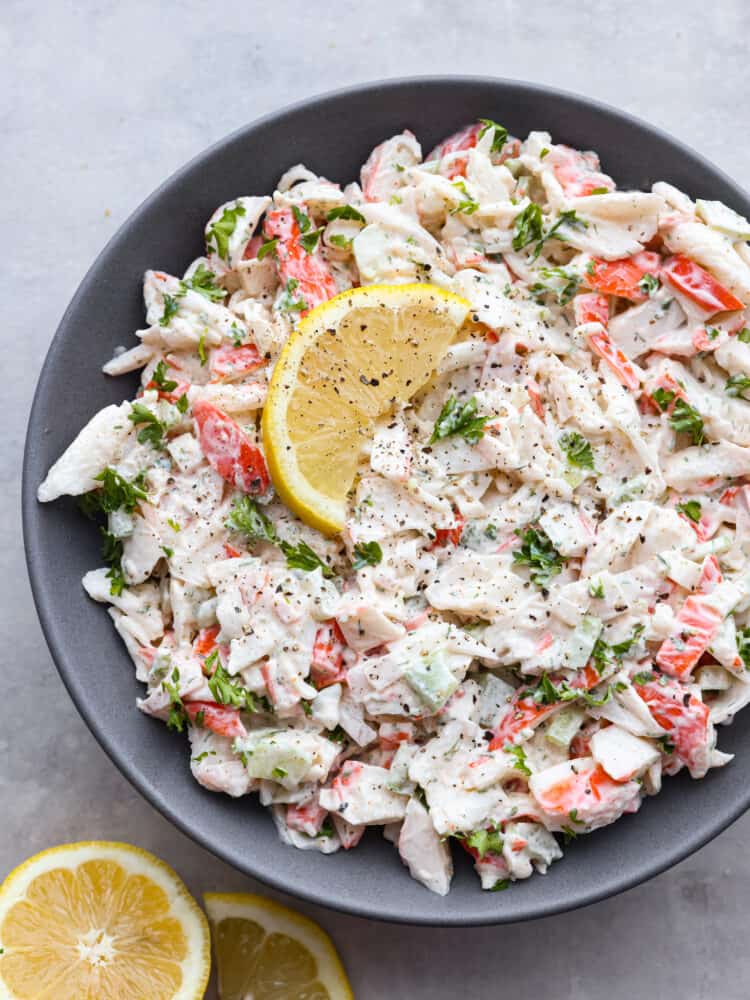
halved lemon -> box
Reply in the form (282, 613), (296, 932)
(262, 283), (470, 533)
(204, 892), (352, 1000)
(0, 842), (210, 1000)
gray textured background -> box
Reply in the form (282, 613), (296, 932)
(3, 2), (750, 997)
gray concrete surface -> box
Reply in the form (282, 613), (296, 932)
(3, 1), (750, 997)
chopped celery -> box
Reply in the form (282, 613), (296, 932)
(405, 651), (459, 712)
(546, 706), (586, 748)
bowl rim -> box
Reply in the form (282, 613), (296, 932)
(22, 74), (750, 925)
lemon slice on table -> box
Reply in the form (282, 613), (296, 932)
(262, 282), (470, 534)
(0, 842), (209, 1000)
(204, 892), (352, 1000)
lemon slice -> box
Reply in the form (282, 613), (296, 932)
(204, 892), (352, 1000)
(262, 282), (470, 533)
(0, 842), (209, 1000)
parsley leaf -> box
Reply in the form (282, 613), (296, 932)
(225, 496), (332, 576)
(128, 403), (167, 449)
(160, 294), (179, 327)
(226, 496), (277, 544)
(207, 202), (246, 260)
(588, 579), (605, 599)
(638, 273), (660, 297)
(151, 360), (178, 393)
(677, 500), (702, 523)
(559, 431), (595, 470)
(292, 205), (312, 233)
(738, 327), (750, 344)
(512, 527), (565, 587)
(533, 210), (588, 260)
(512, 203), (544, 252)
(273, 766), (288, 779)
(726, 373), (750, 399)
(162, 667), (187, 732)
(100, 528), (126, 597)
(478, 119), (509, 153)
(278, 277), (308, 314)
(205, 651), (256, 711)
(429, 395), (488, 445)
(80, 468), (147, 517)
(737, 627), (750, 670)
(279, 539), (334, 577)
(669, 398), (704, 445)
(175, 393), (189, 414)
(506, 744), (532, 776)
(179, 263), (225, 302)
(326, 205), (366, 224)
(299, 227), (325, 254)
(257, 237), (279, 260)
(652, 387), (676, 411)
(450, 180), (479, 216)
(529, 266), (580, 305)
(352, 541), (383, 570)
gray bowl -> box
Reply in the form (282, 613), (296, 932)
(23, 77), (750, 925)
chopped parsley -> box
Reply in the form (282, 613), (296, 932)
(299, 227), (325, 254)
(429, 395), (488, 445)
(512, 527), (565, 588)
(159, 294), (179, 327)
(738, 327), (750, 344)
(278, 277), (309, 314)
(257, 237), (279, 260)
(522, 672), (622, 709)
(101, 529), (126, 597)
(669, 398), (704, 445)
(591, 625), (645, 673)
(529, 266), (580, 305)
(273, 767), (288, 779)
(588, 579), (605, 599)
(178, 262), (225, 302)
(226, 497), (333, 577)
(506, 744), (532, 776)
(162, 667), (187, 733)
(589, 186), (610, 195)
(677, 500), (702, 523)
(280, 539), (334, 577)
(737, 627), (750, 670)
(151, 360), (178, 393)
(207, 202), (246, 260)
(652, 387), (676, 411)
(512, 203), (544, 252)
(226, 496), (277, 543)
(533, 210), (588, 259)
(292, 205), (312, 233)
(128, 402), (167, 449)
(450, 180), (479, 216)
(175, 393), (189, 414)
(633, 670), (656, 685)
(490, 879), (510, 892)
(205, 651), (256, 711)
(326, 205), (366, 224)
(79, 468), (147, 517)
(352, 541), (383, 570)
(559, 431), (595, 470)
(725, 373), (750, 399)
(638, 273), (660, 297)
(478, 119), (509, 153)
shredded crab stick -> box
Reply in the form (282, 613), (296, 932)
(656, 594), (723, 679)
(193, 400), (269, 494)
(547, 145), (616, 197)
(210, 344), (266, 381)
(573, 292), (609, 326)
(634, 677), (713, 777)
(584, 252), (661, 302)
(264, 206), (338, 312)
(38, 119), (750, 896)
(661, 254), (745, 315)
(583, 323), (641, 390)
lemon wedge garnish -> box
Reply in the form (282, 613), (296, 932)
(204, 892), (352, 1000)
(0, 841), (210, 1000)
(262, 282), (470, 533)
